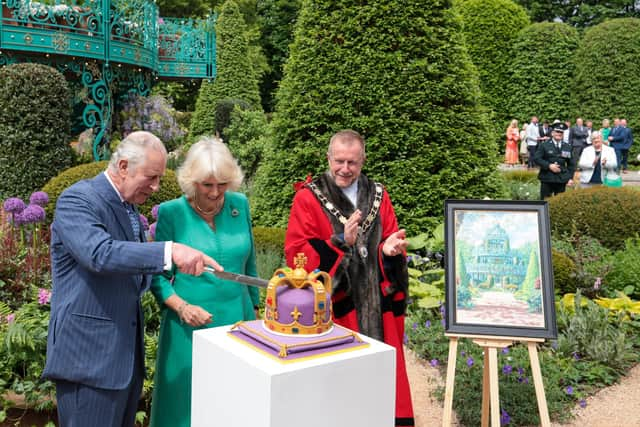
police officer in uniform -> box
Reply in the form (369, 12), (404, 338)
(534, 121), (576, 199)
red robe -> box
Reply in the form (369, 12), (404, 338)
(285, 173), (414, 427)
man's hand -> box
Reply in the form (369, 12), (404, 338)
(382, 229), (408, 257)
(172, 242), (222, 276)
(344, 209), (362, 246)
(549, 163), (561, 173)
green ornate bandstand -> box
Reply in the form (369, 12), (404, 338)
(0, 0), (216, 159)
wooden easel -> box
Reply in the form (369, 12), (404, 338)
(442, 334), (550, 427)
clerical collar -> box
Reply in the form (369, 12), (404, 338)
(341, 180), (358, 207)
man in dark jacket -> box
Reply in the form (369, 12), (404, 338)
(534, 122), (576, 199)
(570, 117), (590, 160)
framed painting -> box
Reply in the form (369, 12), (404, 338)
(444, 200), (557, 339)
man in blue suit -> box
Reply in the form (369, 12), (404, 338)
(609, 118), (634, 173)
(43, 131), (221, 427)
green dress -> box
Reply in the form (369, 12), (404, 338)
(149, 193), (260, 427)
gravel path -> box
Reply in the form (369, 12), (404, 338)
(406, 349), (640, 427)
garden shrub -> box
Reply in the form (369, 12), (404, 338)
(253, 226), (285, 254)
(224, 107), (271, 183)
(0, 63), (75, 200)
(605, 238), (640, 299)
(552, 249), (575, 296)
(42, 161), (181, 222)
(504, 22), (579, 122)
(548, 186), (640, 251)
(454, 0), (530, 123)
(251, 0), (503, 234)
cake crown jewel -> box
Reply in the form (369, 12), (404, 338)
(263, 253), (333, 335)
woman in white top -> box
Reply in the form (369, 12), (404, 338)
(578, 131), (618, 187)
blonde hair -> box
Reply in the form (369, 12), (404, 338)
(177, 137), (244, 198)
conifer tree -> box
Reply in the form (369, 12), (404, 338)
(251, 0), (503, 233)
(455, 0), (530, 123)
(190, 0), (262, 141)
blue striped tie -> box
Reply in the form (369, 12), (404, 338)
(124, 202), (141, 242)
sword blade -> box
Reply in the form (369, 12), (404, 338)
(204, 267), (270, 289)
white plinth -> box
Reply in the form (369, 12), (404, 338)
(192, 325), (396, 427)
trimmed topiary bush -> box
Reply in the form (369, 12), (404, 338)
(504, 22), (579, 122)
(454, 0), (530, 123)
(548, 186), (640, 251)
(42, 161), (181, 223)
(189, 0), (262, 144)
(253, 226), (285, 253)
(251, 0), (503, 234)
(551, 248), (575, 296)
(0, 63), (75, 200)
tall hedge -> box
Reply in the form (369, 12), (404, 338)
(189, 0), (262, 141)
(0, 63), (75, 200)
(251, 0), (503, 234)
(571, 18), (640, 129)
(504, 22), (579, 122)
(455, 0), (530, 123)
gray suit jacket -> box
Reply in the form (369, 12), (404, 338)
(43, 173), (165, 390)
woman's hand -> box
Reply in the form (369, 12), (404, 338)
(178, 303), (213, 327)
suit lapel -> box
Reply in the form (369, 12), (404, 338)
(91, 173), (136, 241)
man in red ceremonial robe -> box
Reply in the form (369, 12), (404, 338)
(285, 130), (414, 427)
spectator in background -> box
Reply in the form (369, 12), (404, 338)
(519, 123), (529, 165)
(600, 119), (611, 145)
(563, 120), (571, 144)
(539, 120), (552, 142)
(578, 131), (617, 188)
(570, 118), (590, 160)
(505, 119), (520, 167)
(586, 120), (594, 145)
(610, 118), (634, 173)
(525, 116), (540, 169)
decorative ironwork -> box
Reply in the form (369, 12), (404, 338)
(1, 0), (217, 160)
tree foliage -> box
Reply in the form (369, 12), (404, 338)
(0, 63), (75, 200)
(455, 0), (530, 122)
(257, 0), (301, 112)
(251, 0), (503, 234)
(571, 18), (640, 129)
(189, 0), (262, 141)
(515, 0), (640, 28)
(503, 22), (579, 123)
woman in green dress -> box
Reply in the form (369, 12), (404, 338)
(149, 137), (260, 427)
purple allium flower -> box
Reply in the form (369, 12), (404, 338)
(403, 333), (408, 344)
(38, 288), (52, 305)
(461, 350), (466, 356)
(149, 222), (157, 240)
(517, 367), (525, 375)
(502, 365), (513, 375)
(467, 357), (474, 367)
(425, 320), (431, 328)
(429, 359), (439, 367)
(594, 277), (602, 290)
(439, 304), (445, 315)
(139, 213), (149, 231)
(441, 318), (446, 327)
(151, 204), (159, 219)
(3, 197), (26, 214)
(579, 399), (587, 408)
(21, 204), (46, 223)
(566, 386), (574, 395)
(29, 191), (49, 207)
(6, 313), (15, 324)
(412, 322), (417, 330)
(500, 409), (510, 426)
(572, 352), (581, 361)
(502, 347), (509, 354)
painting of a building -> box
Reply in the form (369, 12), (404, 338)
(465, 224), (527, 287)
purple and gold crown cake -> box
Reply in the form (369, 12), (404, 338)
(263, 253), (333, 335)
(229, 253), (367, 361)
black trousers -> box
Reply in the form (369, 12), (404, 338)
(540, 181), (567, 199)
